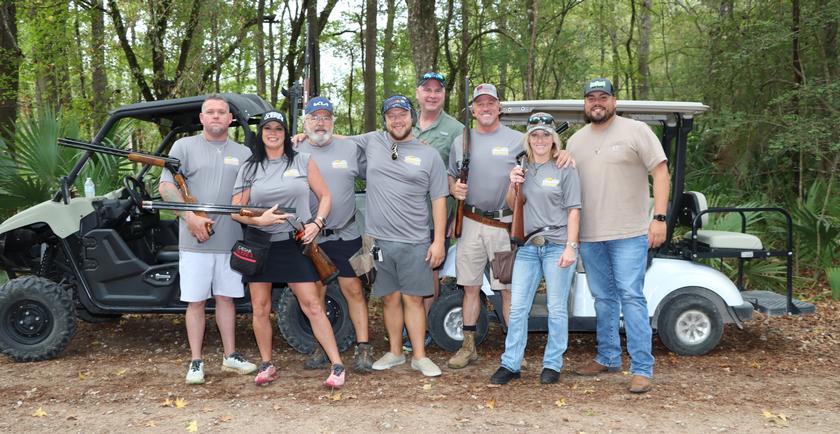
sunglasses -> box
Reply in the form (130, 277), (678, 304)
(420, 72), (445, 85)
(391, 143), (399, 161)
(528, 114), (555, 125)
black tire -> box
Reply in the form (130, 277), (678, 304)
(76, 309), (122, 324)
(428, 290), (488, 353)
(657, 294), (723, 356)
(0, 276), (77, 362)
(275, 282), (355, 354)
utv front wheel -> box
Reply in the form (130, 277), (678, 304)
(0, 276), (77, 362)
(275, 282), (355, 354)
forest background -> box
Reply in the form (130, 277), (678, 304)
(0, 0), (836, 294)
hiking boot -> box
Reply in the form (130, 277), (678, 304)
(410, 357), (442, 377)
(629, 375), (652, 393)
(540, 368), (561, 384)
(490, 366), (520, 385)
(185, 359), (205, 385)
(323, 364), (346, 389)
(254, 362), (279, 386)
(447, 331), (478, 369)
(222, 351), (257, 375)
(372, 352), (406, 370)
(574, 359), (619, 376)
(353, 343), (374, 373)
(304, 346), (329, 370)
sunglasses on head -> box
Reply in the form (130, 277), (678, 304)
(528, 114), (555, 125)
(421, 72), (445, 84)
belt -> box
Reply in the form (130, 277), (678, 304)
(465, 204), (512, 219)
(321, 216), (355, 237)
(463, 209), (511, 230)
(525, 226), (562, 246)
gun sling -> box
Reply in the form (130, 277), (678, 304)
(463, 207), (512, 231)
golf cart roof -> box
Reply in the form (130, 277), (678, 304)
(501, 99), (709, 127)
(106, 93), (274, 130)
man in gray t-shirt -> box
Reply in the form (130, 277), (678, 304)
(158, 95), (256, 384)
(351, 95), (448, 377)
(296, 96), (374, 373)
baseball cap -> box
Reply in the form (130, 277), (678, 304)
(258, 111), (287, 130)
(471, 83), (499, 103)
(381, 95), (413, 114)
(417, 71), (445, 87)
(526, 112), (555, 134)
(304, 96), (334, 115)
(583, 78), (615, 96)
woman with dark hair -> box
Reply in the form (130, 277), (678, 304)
(490, 112), (582, 385)
(231, 111), (345, 388)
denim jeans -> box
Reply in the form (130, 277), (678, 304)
(579, 235), (654, 378)
(500, 242), (576, 373)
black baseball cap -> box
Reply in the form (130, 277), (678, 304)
(583, 78), (615, 96)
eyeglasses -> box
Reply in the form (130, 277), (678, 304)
(307, 115), (333, 123)
(419, 72), (445, 85)
(391, 143), (399, 161)
(527, 114), (555, 126)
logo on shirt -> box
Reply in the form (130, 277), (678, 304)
(404, 155), (422, 166)
(491, 146), (510, 157)
(223, 156), (240, 166)
(283, 169), (301, 177)
(541, 177), (560, 187)
(331, 160), (349, 169)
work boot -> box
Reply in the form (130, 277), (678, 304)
(574, 359), (619, 376)
(447, 331), (479, 369)
(628, 375), (653, 393)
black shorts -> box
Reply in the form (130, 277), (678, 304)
(243, 239), (318, 283)
(319, 237), (363, 278)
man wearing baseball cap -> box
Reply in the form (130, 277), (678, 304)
(294, 96), (374, 373)
(567, 77), (670, 393)
(349, 95), (448, 377)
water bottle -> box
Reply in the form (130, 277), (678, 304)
(83, 177), (95, 198)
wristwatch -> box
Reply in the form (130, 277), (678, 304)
(653, 214), (667, 222)
(569, 242), (578, 249)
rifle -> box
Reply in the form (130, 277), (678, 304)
(288, 216), (339, 284)
(510, 151), (527, 245)
(141, 201), (294, 217)
(453, 76), (471, 238)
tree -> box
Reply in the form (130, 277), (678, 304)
(407, 0), (438, 78)
(0, 0), (20, 149)
(362, 0), (377, 131)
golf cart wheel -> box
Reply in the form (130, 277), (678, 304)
(275, 282), (355, 354)
(657, 294), (723, 356)
(0, 276), (77, 362)
(428, 290), (488, 353)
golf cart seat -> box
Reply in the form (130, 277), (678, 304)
(155, 245), (179, 263)
(682, 191), (763, 250)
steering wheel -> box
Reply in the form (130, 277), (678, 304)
(123, 175), (149, 211)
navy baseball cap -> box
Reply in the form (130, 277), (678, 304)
(381, 95), (413, 114)
(583, 78), (615, 96)
(304, 96), (334, 115)
(258, 111), (287, 130)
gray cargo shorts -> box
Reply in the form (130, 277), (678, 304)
(371, 239), (434, 297)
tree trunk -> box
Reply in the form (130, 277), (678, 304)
(524, 0), (538, 100)
(256, 0), (266, 98)
(382, 0), (396, 97)
(0, 0), (19, 150)
(792, 0), (803, 200)
(306, 0), (320, 98)
(90, 0), (108, 125)
(407, 0), (439, 79)
(625, 0), (637, 99)
(363, 0), (377, 132)
(637, 0), (651, 99)
(821, 0), (837, 79)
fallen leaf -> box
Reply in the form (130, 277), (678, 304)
(555, 398), (567, 407)
(186, 420), (198, 432)
(78, 371), (88, 380)
(422, 384), (432, 390)
(114, 368), (127, 376)
(171, 318), (183, 326)
(762, 409), (789, 427)
(485, 397), (496, 409)
(218, 415), (233, 423)
(329, 392), (342, 401)
(32, 407), (48, 417)
(175, 397), (187, 409)
(145, 421), (157, 427)
(622, 370), (630, 376)
(751, 360), (761, 369)
(161, 398), (174, 407)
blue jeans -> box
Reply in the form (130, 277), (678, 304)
(580, 235), (654, 378)
(500, 243), (576, 372)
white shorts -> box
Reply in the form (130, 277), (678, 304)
(178, 251), (245, 302)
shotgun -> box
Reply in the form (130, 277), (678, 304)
(510, 150), (527, 245)
(453, 76), (471, 238)
(140, 201), (294, 217)
(289, 217), (339, 284)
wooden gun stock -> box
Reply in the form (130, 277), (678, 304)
(453, 166), (468, 238)
(173, 173), (214, 238)
(127, 153), (167, 167)
(294, 231), (339, 284)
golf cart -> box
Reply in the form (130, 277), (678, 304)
(0, 94), (355, 362)
(429, 99), (815, 356)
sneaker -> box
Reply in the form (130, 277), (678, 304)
(185, 359), (205, 385)
(372, 352), (407, 370)
(323, 364), (346, 389)
(353, 343), (374, 373)
(304, 346), (330, 370)
(222, 351), (258, 375)
(410, 357), (442, 377)
(402, 329), (433, 352)
(254, 362), (279, 386)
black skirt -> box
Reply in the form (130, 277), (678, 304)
(243, 238), (319, 283)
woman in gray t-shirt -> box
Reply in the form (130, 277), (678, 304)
(490, 113), (582, 385)
(230, 111), (345, 389)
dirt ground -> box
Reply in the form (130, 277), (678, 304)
(1, 296), (838, 434)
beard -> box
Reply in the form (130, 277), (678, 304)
(306, 129), (332, 146)
(584, 105), (615, 124)
(206, 125), (228, 136)
(388, 125), (411, 141)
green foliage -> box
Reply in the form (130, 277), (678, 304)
(780, 180), (840, 276)
(827, 267), (840, 300)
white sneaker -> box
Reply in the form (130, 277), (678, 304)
(222, 352), (257, 375)
(372, 352), (406, 370)
(186, 360), (205, 384)
(411, 357), (442, 377)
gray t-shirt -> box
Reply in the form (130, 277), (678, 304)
(297, 137), (366, 241)
(160, 134), (251, 253)
(449, 125), (524, 212)
(233, 152), (313, 242)
(352, 131), (448, 243)
(521, 161), (582, 244)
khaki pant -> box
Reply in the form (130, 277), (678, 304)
(455, 217), (511, 290)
